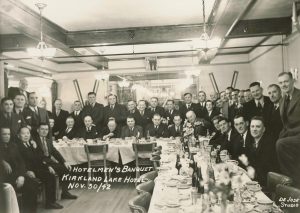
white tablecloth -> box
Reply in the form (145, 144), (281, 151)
(0, 183), (19, 213)
(54, 141), (152, 165)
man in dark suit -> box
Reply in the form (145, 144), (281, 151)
(135, 100), (152, 130)
(126, 100), (137, 115)
(17, 127), (62, 209)
(13, 94), (26, 115)
(145, 113), (169, 138)
(209, 116), (223, 148)
(69, 100), (84, 131)
(243, 82), (273, 128)
(186, 111), (211, 137)
(228, 89), (244, 122)
(267, 84), (283, 141)
(217, 116), (238, 151)
(165, 99), (180, 125)
(7, 79), (29, 103)
(168, 114), (183, 138)
(0, 127), (39, 213)
(0, 97), (25, 139)
(35, 123), (77, 200)
(205, 100), (220, 122)
(58, 116), (78, 140)
(146, 97), (166, 119)
(22, 92), (50, 138)
(121, 116), (143, 139)
(276, 72), (300, 186)
(246, 117), (278, 187)
(52, 99), (69, 139)
(220, 91), (230, 119)
(78, 115), (99, 140)
(100, 119), (121, 140)
(197, 91), (208, 119)
(103, 94), (127, 127)
(179, 93), (198, 120)
(82, 92), (104, 132)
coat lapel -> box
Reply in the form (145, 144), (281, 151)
(287, 88), (300, 115)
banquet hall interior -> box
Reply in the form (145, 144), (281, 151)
(1, 0), (300, 213)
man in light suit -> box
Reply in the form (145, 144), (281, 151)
(121, 116), (143, 139)
(276, 72), (300, 186)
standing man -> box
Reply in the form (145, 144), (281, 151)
(69, 100), (84, 131)
(267, 84), (283, 141)
(165, 99), (179, 125)
(103, 94), (127, 127)
(52, 99), (69, 139)
(276, 72), (300, 187)
(22, 92), (49, 138)
(147, 97), (165, 118)
(82, 92), (104, 131)
(179, 93), (198, 120)
(8, 78), (29, 103)
(13, 94), (26, 115)
(135, 100), (151, 130)
(197, 91), (208, 119)
(220, 91), (229, 119)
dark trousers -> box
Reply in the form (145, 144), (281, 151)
(48, 161), (70, 193)
(276, 135), (300, 186)
(35, 170), (56, 204)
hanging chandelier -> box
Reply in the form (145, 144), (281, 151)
(118, 79), (130, 88)
(27, 3), (56, 60)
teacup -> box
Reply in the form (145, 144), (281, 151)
(257, 200), (273, 211)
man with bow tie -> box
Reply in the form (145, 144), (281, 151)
(145, 113), (168, 138)
(245, 117), (277, 188)
(276, 72), (300, 187)
(78, 115), (99, 140)
(121, 116), (143, 139)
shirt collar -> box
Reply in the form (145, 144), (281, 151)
(29, 106), (38, 111)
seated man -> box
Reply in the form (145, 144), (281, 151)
(121, 116), (143, 139)
(246, 116), (278, 188)
(209, 115), (223, 148)
(168, 114), (183, 138)
(58, 116), (78, 140)
(34, 123), (77, 200)
(78, 115), (99, 140)
(185, 111), (210, 137)
(0, 127), (39, 213)
(165, 100), (180, 125)
(145, 113), (168, 138)
(217, 116), (238, 152)
(101, 118), (121, 140)
(16, 127), (62, 209)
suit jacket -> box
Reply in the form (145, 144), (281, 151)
(279, 88), (300, 137)
(121, 125), (143, 139)
(103, 104), (127, 126)
(228, 104), (244, 122)
(34, 136), (65, 164)
(0, 112), (25, 138)
(0, 142), (26, 182)
(82, 102), (104, 130)
(218, 128), (239, 151)
(243, 96), (273, 128)
(146, 106), (166, 119)
(52, 109), (69, 138)
(100, 126), (121, 139)
(168, 124), (183, 137)
(165, 109), (180, 125)
(22, 106), (50, 131)
(145, 123), (169, 138)
(179, 103), (198, 120)
(134, 110), (152, 130)
(221, 101), (229, 119)
(245, 132), (277, 186)
(196, 102), (208, 119)
(269, 105), (283, 141)
(58, 126), (78, 140)
(16, 139), (47, 173)
(7, 87), (29, 100)
(205, 108), (221, 122)
(70, 111), (84, 130)
(228, 130), (253, 161)
(77, 126), (99, 140)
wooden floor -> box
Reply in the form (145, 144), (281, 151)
(38, 182), (136, 213)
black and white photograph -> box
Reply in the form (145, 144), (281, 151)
(0, 0), (300, 212)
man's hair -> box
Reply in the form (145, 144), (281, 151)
(173, 114), (182, 119)
(127, 100), (136, 104)
(152, 113), (161, 118)
(206, 100), (213, 104)
(0, 126), (11, 132)
(250, 116), (265, 125)
(138, 100), (146, 105)
(83, 115), (92, 120)
(166, 99), (174, 104)
(87, 92), (96, 96)
(66, 116), (75, 121)
(245, 89), (250, 92)
(218, 116), (230, 123)
(150, 97), (158, 101)
(249, 82), (261, 88)
(212, 115), (221, 123)
(74, 100), (81, 104)
(233, 114), (246, 122)
(183, 93), (192, 97)
(107, 94), (117, 99)
(226, 87), (234, 90)
(54, 99), (62, 103)
(28, 92), (36, 97)
(1, 97), (13, 105)
(199, 91), (206, 95)
(232, 89), (240, 93)
(127, 115), (135, 121)
(278, 72), (293, 80)
(268, 84), (281, 92)
(39, 122), (49, 128)
(18, 126), (31, 134)
(14, 93), (26, 99)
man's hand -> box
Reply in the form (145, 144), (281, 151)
(26, 171), (36, 178)
(2, 160), (12, 174)
(48, 166), (56, 175)
(16, 176), (25, 188)
(64, 162), (72, 171)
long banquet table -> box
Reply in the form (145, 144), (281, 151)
(148, 140), (281, 213)
(54, 139), (152, 165)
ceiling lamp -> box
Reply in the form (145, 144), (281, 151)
(118, 79), (130, 88)
(27, 3), (56, 60)
(96, 67), (110, 81)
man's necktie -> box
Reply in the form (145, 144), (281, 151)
(42, 137), (49, 156)
(283, 95), (290, 123)
(257, 102), (262, 109)
(187, 104), (190, 109)
(34, 108), (39, 116)
(240, 133), (245, 147)
(140, 111), (144, 116)
(110, 105), (114, 111)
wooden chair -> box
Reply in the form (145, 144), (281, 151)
(84, 144), (111, 184)
(267, 172), (293, 201)
(132, 143), (156, 178)
(136, 171), (158, 186)
(128, 192), (151, 213)
(136, 180), (155, 195)
(275, 184), (300, 213)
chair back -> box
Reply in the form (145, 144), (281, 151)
(84, 144), (108, 165)
(128, 192), (151, 213)
(267, 172), (293, 200)
(136, 180), (155, 195)
(275, 184), (300, 213)
(132, 143), (156, 153)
